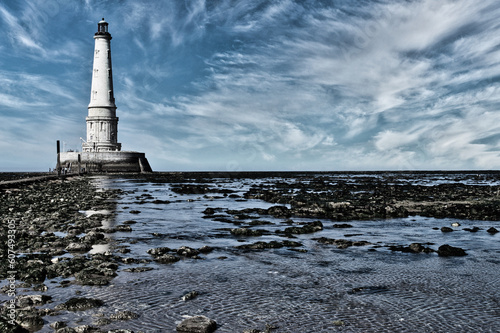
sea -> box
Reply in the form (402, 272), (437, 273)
(3, 172), (500, 332)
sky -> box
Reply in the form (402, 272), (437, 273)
(2, 0), (500, 172)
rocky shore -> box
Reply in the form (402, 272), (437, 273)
(1, 171), (499, 332)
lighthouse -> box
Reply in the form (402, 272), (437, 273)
(58, 19), (152, 173)
(83, 18), (121, 152)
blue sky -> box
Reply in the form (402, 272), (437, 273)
(2, 0), (500, 171)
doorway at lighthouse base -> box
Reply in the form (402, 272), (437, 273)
(59, 151), (152, 173)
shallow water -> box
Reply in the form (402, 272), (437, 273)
(4, 173), (500, 332)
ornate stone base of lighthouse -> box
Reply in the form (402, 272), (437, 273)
(59, 151), (152, 173)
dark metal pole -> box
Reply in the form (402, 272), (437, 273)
(56, 140), (61, 176)
(78, 154), (81, 176)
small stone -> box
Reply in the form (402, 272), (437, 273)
(332, 320), (345, 326)
(440, 227), (453, 232)
(176, 316), (217, 333)
(181, 291), (199, 301)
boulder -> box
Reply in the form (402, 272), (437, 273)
(56, 297), (104, 311)
(487, 227), (499, 234)
(176, 316), (217, 333)
(437, 244), (467, 257)
(66, 242), (92, 252)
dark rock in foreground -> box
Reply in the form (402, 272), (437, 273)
(176, 315), (217, 333)
(56, 297), (104, 311)
(437, 244), (467, 257)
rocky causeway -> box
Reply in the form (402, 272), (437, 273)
(1, 171), (500, 332)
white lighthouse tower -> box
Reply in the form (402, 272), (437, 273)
(58, 19), (152, 173)
(83, 18), (121, 152)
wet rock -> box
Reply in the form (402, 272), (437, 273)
(109, 311), (139, 321)
(437, 244), (467, 257)
(282, 240), (303, 247)
(122, 266), (154, 273)
(122, 220), (137, 224)
(0, 315), (29, 332)
(332, 223), (353, 228)
(230, 228), (263, 237)
(116, 225), (133, 232)
(129, 210), (141, 214)
(284, 221), (323, 234)
(389, 243), (434, 253)
(463, 226), (481, 232)
(202, 208), (216, 215)
(147, 247), (172, 256)
(181, 291), (199, 301)
(237, 241), (284, 249)
(16, 295), (52, 308)
(56, 297), (104, 311)
(107, 330), (135, 333)
(73, 325), (101, 333)
(75, 267), (116, 286)
(16, 312), (44, 331)
(440, 227), (454, 232)
(177, 246), (200, 257)
(267, 205), (291, 218)
(50, 321), (67, 329)
(176, 315), (217, 333)
(66, 242), (92, 252)
(198, 246), (214, 254)
(154, 254), (180, 263)
(487, 227), (499, 234)
(55, 328), (76, 333)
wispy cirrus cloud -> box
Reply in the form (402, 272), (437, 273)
(2, 0), (500, 171)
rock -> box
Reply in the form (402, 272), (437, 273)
(154, 254), (180, 263)
(107, 330), (135, 333)
(177, 246), (200, 257)
(16, 294), (52, 308)
(332, 223), (353, 228)
(230, 228), (263, 236)
(437, 244), (467, 257)
(267, 206), (291, 218)
(115, 225), (132, 232)
(147, 247), (172, 256)
(109, 311), (139, 321)
(284, 221), (323, 234)
(389, 243), (434, 253)
(487, 227), (499, 234)
(451, 222), (461, 227)
(16, 313), (44, 331)
(129, 210), (141, 214)
(66, 242), (92, 252)
(176, 315), (217, 333)
(440, 227), (453, 232)
(181, 291), (199, 301)
(51, 321), (67, 329)
(463, 226), (481, 232)
(56, 297), (104, 311)
(198, 246), (214, 254)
